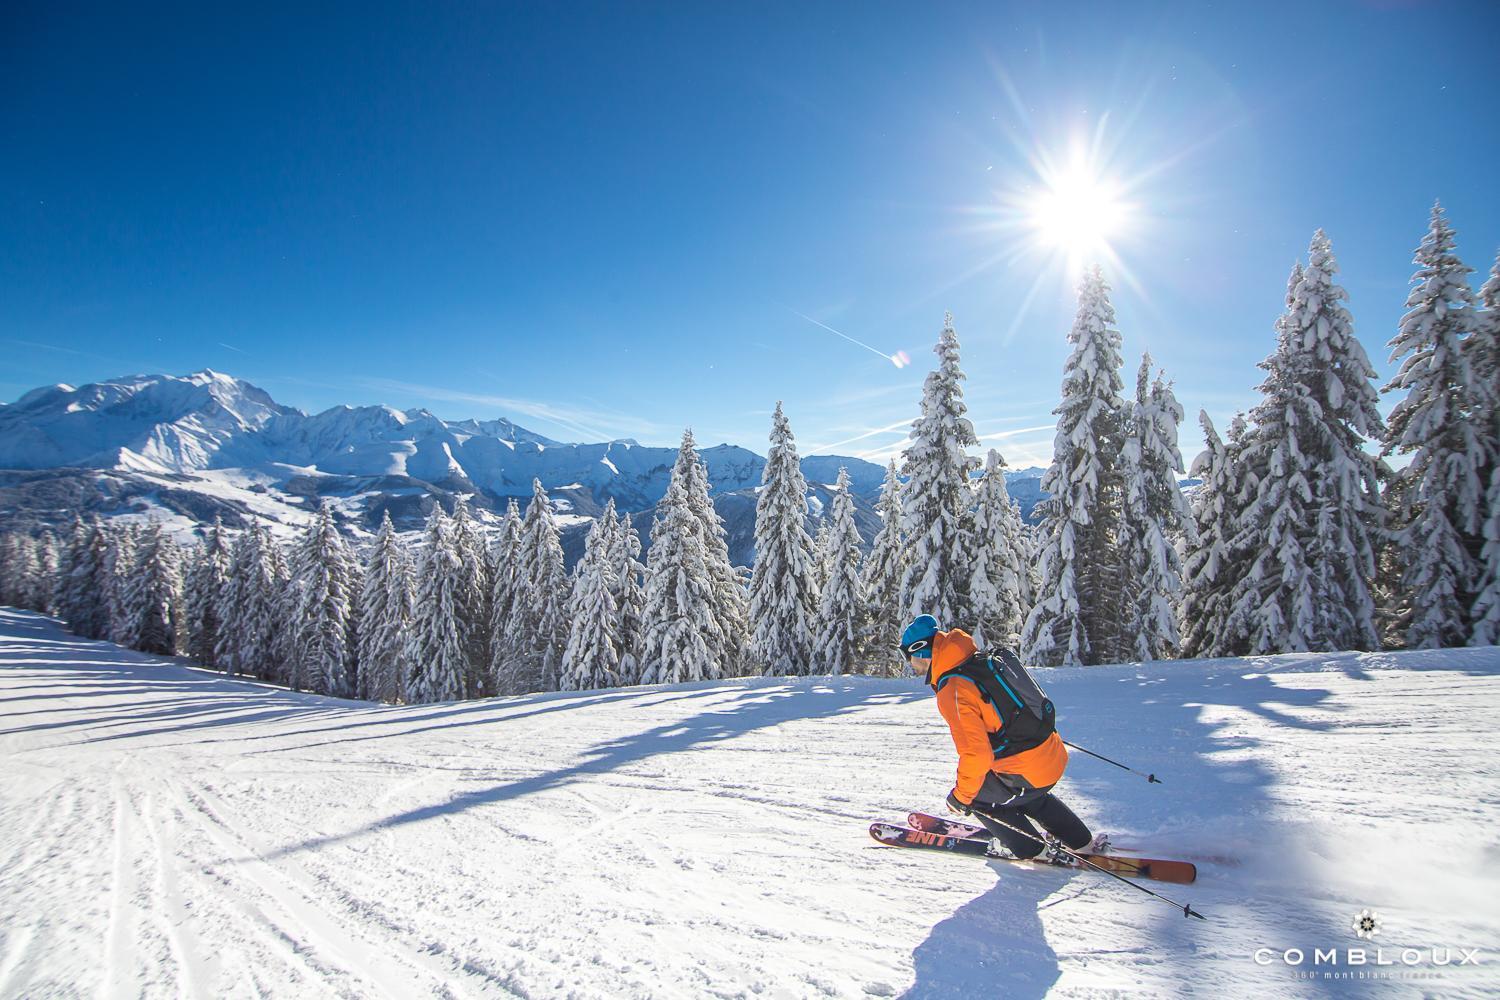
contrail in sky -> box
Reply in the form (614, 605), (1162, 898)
(790, 309), (910, 368)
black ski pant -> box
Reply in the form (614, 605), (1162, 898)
(968, 771), (1091, 860)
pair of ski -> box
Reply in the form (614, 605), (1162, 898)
(870, 812), (1197, 885)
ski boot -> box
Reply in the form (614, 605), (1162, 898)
(1039, 832), (1110, 865)
(984, 838), (1023, 861)
(1038, 835), (1077, 867)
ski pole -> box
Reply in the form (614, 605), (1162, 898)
(1062, 740), (1162, 784)
(967, 806), (1206, 920)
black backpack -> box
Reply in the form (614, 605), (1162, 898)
(938, 648), (1056, 758)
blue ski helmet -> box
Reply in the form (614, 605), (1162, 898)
(900, 615), (939, 658)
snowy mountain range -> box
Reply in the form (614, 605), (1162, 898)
(0, 370), (1051, 563)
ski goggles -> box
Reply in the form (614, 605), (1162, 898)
(898, 637), (932, 658)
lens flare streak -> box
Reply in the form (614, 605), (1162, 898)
(790, 310), (910, 368)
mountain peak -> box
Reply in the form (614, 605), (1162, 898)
(9, 383), (77, 409)
(0, 369), (295, 472)
(0, 370), (896, 539)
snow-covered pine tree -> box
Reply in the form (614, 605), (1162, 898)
(28, 531), (58, 614)
(181, 541), (205, 654)
(500, 480), (570, 694)
(811, 517), (834, 596)
(22, 531), (46, 612)
(1381, 204), (1485, 648)
(405, 505), (467, 703)
(1295, 233), (1384, 652)
(1021, 517), (1042, 613)
(1475, 463), (1500, 645)
(1013, 503), (1036, 610)
(266, 532), (299, 684)
(56, 516), (109, 639)
(561, 515), (622, 691)
(104, 523), (140, 646)
(748, 403), (822, 676)
(0, 532), (16, 606)
(1232, 235), (1384, 653)
(110, 526), (146, 647)
(0, 532), (38, 609)
(184, 518), (232, 666)
(27, 532), (48, 612)
(215, 528), (254, 676)
(813, 467), (868, 675)
(20, 532), (42, 610)
(486, 499), (523, 693)
(1469, 251), (1500, 644)
(638, 477), (724, 685)
(3, 532), (34, 611)
(1372, 461), (1414, 647)
(1227, 264), (1322, 653)
(968, 450), (1031, 650)
(1472, 249), (1500, 466)
(1179, 413), (1255, 658)
(1119, 358), (1194, 661)
(901, 314), (982, 640)
(674, 430), (749, 675)
(289, 501), (358, 696)
(1306, 472), (1351, 648)
(449, 497), (493, 696)
(358, 512), (413, 703)
(123, 524), (181, 655)
(0, 533), (16, 606)
(608, 502), (647, 684)
(72, 518), (111, 638)
(861, 458), (908, 675)
(1022, 270), (1128, 666)
(216, 524), (284, 681)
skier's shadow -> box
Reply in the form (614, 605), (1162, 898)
(903, 863), (1071, 1000)
(262, 677), (929, 860)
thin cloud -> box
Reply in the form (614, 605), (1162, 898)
(1, 340), (171, 379)
(852, 440), (907, 464)
(997, 440), (1054, 468)
(804, 417), (914, 454)
(4, 337), (94, 357)
(853, 426), (1057, 467)
(1, 338), (164, 375)
(354, 376), (666, 443)
(976, 422), (1056, 442)
(818, 380), (924, 409)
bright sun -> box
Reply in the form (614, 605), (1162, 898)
(1027, 164), (1130, 262)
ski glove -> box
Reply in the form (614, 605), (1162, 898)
(946, 789), (971, 815)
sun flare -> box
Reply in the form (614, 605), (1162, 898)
(1026, 164), (1130, 263)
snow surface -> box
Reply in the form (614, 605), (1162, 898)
(2, 608), (1498, 998)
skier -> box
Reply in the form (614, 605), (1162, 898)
(900, 614), (1097, 861)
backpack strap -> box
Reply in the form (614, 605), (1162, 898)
(937, 649), (1056, 758)
(935, 651), (1013, 708)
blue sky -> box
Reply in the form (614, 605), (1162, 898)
(3, 1), (1498, 468)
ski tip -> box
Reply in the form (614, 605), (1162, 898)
(1156, 861), (1197, 885)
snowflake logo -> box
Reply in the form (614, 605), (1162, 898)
(1352, 909), (1381, 940)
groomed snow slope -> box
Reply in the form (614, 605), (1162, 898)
(1, 608), (1497, 999)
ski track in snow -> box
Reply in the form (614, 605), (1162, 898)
(1, 608), (1499, 999)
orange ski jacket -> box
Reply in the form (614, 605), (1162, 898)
(928, 628), (1068, 805)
